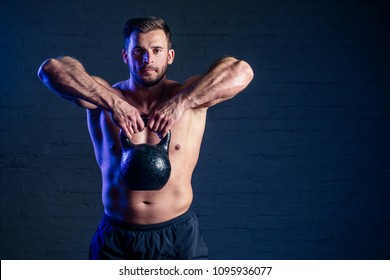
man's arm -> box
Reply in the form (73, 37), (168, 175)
(148, 56), (254, 136)
(37, 56), (144, 138)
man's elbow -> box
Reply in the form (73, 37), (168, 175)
(37, 58), (57, 83)
(234, 60), (254, 89)
(238, 60), (254, 85)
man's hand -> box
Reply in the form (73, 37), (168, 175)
(147, 96), (184, 138)
(109, 100), (145, 139)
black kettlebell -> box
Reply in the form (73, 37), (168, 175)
(119, 129), (171, 191)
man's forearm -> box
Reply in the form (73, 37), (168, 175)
(37, 56), (121, 110)
(179, 56), (254, 110)
(147, 56), (253, 137)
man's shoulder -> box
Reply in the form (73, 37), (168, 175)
(168, 76), (201, 94)
(112, 80), (126, 91)
(164, 79), (181, 96)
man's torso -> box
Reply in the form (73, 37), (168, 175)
(86, 80), (207, 224)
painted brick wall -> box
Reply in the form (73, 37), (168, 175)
(0, 0), (389, 259)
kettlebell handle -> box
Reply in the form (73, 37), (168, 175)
(120, 129), (171, 153)
(141, 117), (171, 152)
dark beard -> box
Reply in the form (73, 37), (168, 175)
(131, 67), (168, 88)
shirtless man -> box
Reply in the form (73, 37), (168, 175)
(38, 17), (253, 259)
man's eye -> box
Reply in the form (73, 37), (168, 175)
(154, 49), (163, 54)
(133, 49), (142, 55)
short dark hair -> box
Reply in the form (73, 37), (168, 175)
(123, 16), (172, 50)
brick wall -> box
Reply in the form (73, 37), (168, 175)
(0, 0), (389, 259)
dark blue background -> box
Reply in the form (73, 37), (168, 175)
(0, 0), (389, 259)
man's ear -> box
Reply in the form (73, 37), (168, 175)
(122, 49), (128, 64)
(168, 49), (175, 65)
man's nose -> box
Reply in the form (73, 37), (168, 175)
(143, 51), (153, 63)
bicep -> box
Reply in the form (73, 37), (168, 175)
(86, 108), (104, 166)
(66, 96), (98, 109)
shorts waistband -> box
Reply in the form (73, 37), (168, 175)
(101, 210), (193, 231)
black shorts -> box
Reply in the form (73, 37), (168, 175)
(89, 211), (208, 260)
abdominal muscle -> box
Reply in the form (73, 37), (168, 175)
(102, 173), (194, 224)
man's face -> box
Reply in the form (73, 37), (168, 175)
(123, 29), (174, 87)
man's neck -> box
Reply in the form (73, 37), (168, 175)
(122, 78), (169, 114)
